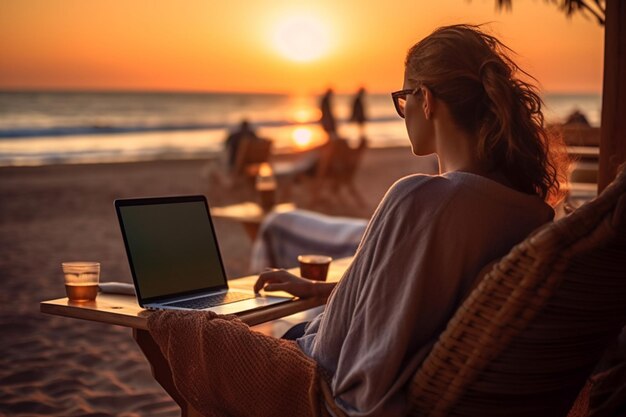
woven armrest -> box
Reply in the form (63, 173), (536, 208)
(409, 166), (626, 417)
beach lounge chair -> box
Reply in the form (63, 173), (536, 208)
(232, 137), (272, 184)
(148, 165), (626, 417)
(208, 137), (273, 195)
(249, 208), (368, 272)
(269, 137), (367, 207)
(560, 125), (602, 147)
(309, 137), (367, 206)
(564, 135), (600, 212)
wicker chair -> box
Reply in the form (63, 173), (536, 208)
(406, 165), (626, 417)
(165, 166), (624, 417)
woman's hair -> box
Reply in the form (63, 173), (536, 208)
(405, 24), (568, 205)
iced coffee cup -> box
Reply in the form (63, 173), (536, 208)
(298, 255), (332, 281)
(62, 262), (100, 302)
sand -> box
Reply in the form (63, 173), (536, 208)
(0, 147), (437, 416)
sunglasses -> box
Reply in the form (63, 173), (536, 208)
(391, 88), (421, 119)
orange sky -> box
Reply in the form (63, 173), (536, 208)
(0, 0), (604, 94)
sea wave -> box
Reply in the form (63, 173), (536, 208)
(0, 91), (601, 167)
(0, 116), (399, 139)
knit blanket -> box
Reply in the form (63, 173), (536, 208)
(250, 209), (367, 272)
(147, 310), (334, 417)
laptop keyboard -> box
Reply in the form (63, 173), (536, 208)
(166, 291), (256, 309)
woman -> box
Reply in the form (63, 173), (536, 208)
(254, 25), (566, 416)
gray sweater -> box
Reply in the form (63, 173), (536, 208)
(297, 172), (554, 417)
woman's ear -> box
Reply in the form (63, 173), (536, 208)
(421, 86), (435, 120)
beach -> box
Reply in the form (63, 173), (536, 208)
(0, 146), (437, 416)
(0, 0), (615, 412)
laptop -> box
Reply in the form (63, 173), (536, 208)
(115, 195), (292, 314)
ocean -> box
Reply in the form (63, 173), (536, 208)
(0, 91), (601, 167)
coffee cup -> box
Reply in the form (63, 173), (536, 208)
(298, 255), (332, 281)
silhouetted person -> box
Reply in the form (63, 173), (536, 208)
(224, 119), (258, 170)
(350, 87), (368, 138)
(319, 89), (337, 140)
(564, 109), (591, 127)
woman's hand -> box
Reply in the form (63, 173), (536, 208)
(253, 269), (336, 299)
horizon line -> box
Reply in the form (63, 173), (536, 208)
(0, 87), (604, 96)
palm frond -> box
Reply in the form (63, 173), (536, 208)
(496, 0), (513, 10)
(494, 0), (605, 26)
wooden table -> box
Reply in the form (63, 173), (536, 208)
(211, 201), (296, 240)
(40, 257), (351, 417)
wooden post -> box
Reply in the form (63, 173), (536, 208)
(598, 0), (626, 191)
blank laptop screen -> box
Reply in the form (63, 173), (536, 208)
(118, 200), (226, 300)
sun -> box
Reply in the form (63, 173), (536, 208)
(292, 127), (313, 147)
(272, 14), (330, 62)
